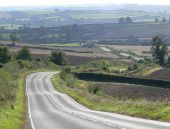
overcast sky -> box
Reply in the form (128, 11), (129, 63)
(1, 0), (170, 6)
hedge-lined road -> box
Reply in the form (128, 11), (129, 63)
(26, 72), (170, 129)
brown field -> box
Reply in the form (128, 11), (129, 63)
(8, 45), (128, 65)
(146, 68), (170, 81)
(9, 46), (120, 58)
(104, 45), (170, 57)
(93, 82), (170, 102)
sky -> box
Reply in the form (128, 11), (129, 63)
(1, 0), (170, 6)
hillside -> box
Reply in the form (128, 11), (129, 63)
(2, 22), (170, 44)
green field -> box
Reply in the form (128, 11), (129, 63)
(69, 10), (162, 20)
(38, 43), (81, 47)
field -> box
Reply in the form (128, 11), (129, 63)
(38, 43), (81, 47)
(3, 22), (170, 44)
(0, 9), (167, 28)
(104, 45), (170, 57)
(93, 82), (170, 102)
(52, 73), (170, 122)
(146, 68), (170, 80)
(7, 43), (126, 65)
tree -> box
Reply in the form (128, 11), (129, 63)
(118, 17), (125, 24)
(0, 34), (3, 40)
(0, 47), (11, 63)
(49, 49), (68, 65)
(162, 17), (167, 23)
(10, 33), (19, 46)
(125, 17), (133, 23)
(151, 36), (168, 65)
(154, 18), (159, 23)
(16, 47), (32, 60)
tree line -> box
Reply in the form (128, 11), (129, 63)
(0, 46), (68, 66)
(154, 17), (170, 24)
(118, 17), (133, 24)
(0, 34), (169, 67)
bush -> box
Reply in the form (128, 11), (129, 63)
(0, 63), (3, 68)
(0, 70), (15, 102)
(16, 46), (32, 60)
(17, 60), (31, 69)
(0, 47), (11, 64)
(88, 85), (100, 94)
(35, 57), (42, 62)
(49, 49), (68, 65)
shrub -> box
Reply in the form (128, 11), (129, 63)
(49, 49), (68, 65)
(88, 85), (100, 94)
(0, 63), (3, 68)
(0, 47), (11, 64)
(35, 57), (42, 62)
(16, 46), (32, 60)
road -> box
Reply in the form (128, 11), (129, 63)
(26, 72), (170, 129)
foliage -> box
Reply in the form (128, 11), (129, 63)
(151, 36), (168, 65)
(88, 85), (100, 94)
(118, 17), (133, 24)
(0, 47), (11, 64)
(16, 46), (32, 61)
(0, 60), (59, 129)
(74, 72), (170, 89)
(52, 74), (170, 122)
(0, 70), (14, 102)
(49, 49), (68, 66)
(9, 33), (19, 46)
(127, 64), (138, 71)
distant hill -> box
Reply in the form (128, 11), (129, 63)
(1, 22), (170, 45)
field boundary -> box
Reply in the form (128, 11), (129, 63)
(74, 72), (170, 89)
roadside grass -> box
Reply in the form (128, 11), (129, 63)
(0, 60), (59, 129)
(52, 74), (170, 122)
(0, 71), (27, 129)
(142, 67), (162, 76)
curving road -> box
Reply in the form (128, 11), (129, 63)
(26, 72), (170, 129)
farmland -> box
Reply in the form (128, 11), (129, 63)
(146, 68), (170, 80)
(0, 7), (169, 28)
(38, 43), (81, 47)
(92, 82), (170, 102)
(104, 45), (170, 57)
(52, 69), (170, 121)
(4, 42), (128, 65)
(1, 4), (170, 129)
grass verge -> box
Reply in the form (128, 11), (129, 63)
(142, 67), (162, 76)
(52, 74), (170, 122)
(0, 71), (28, 129)
(0, 69), (55, 129)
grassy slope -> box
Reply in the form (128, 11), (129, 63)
(74, 59), (161, 77)
(0, 71), (28, 129)
(52, 74), (170, 122)
(142, 67), (162, 76)
(0, 61), (58, 129)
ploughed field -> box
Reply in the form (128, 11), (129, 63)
(93, 82), (170, 102)
(146, 68), (170, 81)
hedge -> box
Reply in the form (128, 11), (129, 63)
(74, 72), (170, 89)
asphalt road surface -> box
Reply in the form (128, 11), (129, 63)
(26, 72), (170, 129)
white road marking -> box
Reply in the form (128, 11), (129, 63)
(26, 77), (36, 129)
(103, 123), (116, 127)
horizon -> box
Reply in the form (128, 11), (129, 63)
(1, 0), (170, 7)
